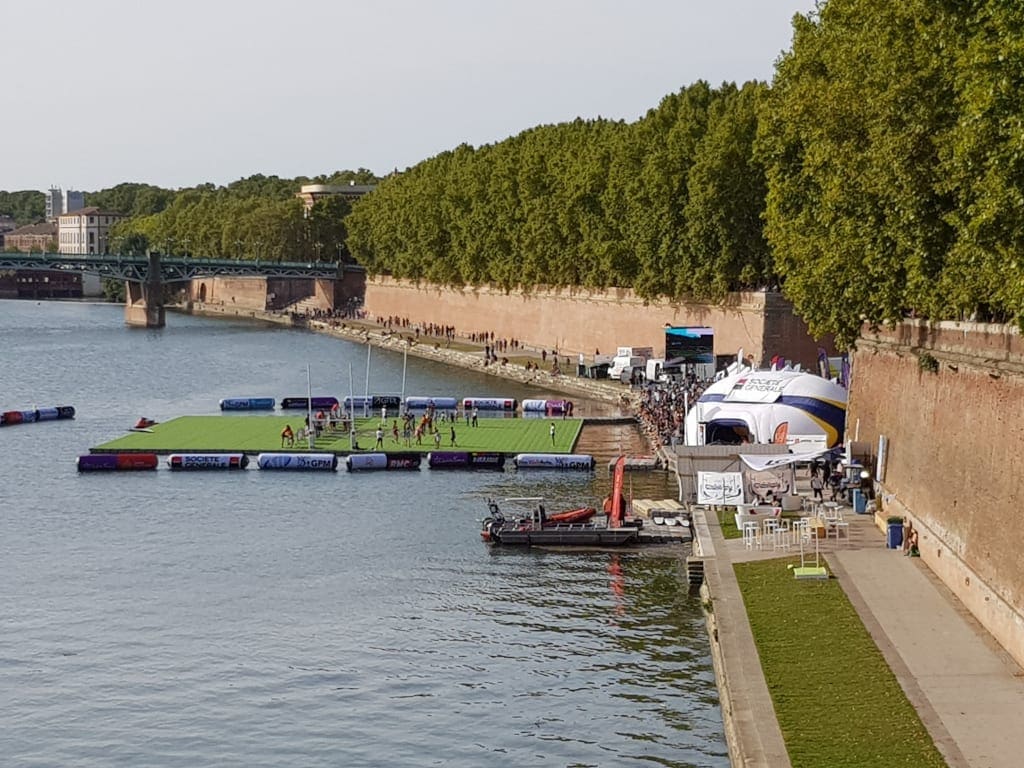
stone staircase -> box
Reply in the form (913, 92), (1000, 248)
(279, 295), (321, 314)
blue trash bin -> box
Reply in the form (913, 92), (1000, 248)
(886, 522), (904, 549)
(852, 489), (867, 514)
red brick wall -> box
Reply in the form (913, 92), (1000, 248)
(362, 277), (830, 369)
(849, 320), (1024, 665)
(189, 277), (270, 309)
(188, 272), (365, 312)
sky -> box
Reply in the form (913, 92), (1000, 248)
(2, 0), (818, 192)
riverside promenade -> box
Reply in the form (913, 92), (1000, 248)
(702, 510), (1024, 767)
(189, 301), (638, 409)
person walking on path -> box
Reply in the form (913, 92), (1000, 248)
(549, 422), (556, 445)
(811, 473), (824, 501)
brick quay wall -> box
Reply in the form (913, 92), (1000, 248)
(363, 277), (828, 371)
(849, 320), (1024, 667)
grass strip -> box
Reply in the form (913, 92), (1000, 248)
(734, 558), (946, 768)
(718, 508), (743, 539)
(94, 415), (584, 455)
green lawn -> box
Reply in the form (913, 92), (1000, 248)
(734, 559), (946, 768)
(94, 415), (584, 455)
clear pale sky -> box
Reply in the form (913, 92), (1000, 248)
(2, 0), (817, 192)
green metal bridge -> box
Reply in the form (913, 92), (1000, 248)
(0, 252), (358, 283)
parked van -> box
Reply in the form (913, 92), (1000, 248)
(608, 355), (646, 381)
(645, 358), (666, 383)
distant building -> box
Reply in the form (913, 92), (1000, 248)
(0, 269), (82, 300)
(45, 187), (61, 221)
(296, 182), (376, 215)
(4, 222), (57, 252)
(63, 189), (84, 215)
(0, 215), (15, 249)
(45, 186), (85, 221)
(57, 207), (125, 255)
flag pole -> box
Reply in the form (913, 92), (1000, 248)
(306, 363), (314, 450)
(348, 361), (356, 451)
(364, 342), (371, 418)
(400, 344), (408, 413)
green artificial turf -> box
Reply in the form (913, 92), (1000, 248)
(718, 508), (743, 539)
(733, 559), (946, 768)
(94, 415), (584, 455)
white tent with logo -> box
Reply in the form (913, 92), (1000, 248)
(685, 369), (847, 448)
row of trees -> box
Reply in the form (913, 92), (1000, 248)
(346, 0), (1024, 346)
(110, 170), (376, 262)
(347, 80), (772, 305)
(0, 191), (45, 225)
(761, 0), (1024, 345)
(1, 172), (376, 265)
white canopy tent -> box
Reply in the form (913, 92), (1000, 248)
(685, 369), (848, 448)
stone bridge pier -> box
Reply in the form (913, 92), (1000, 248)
(124, 252), (165, 328)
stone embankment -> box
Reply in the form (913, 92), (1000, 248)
(185, 302), (640, 409)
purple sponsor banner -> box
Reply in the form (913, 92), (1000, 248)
(428, 451), (471, 468)
(281, 397), (339, 410)
(469, 452), (505, 468)
(77, 454), (119, 471)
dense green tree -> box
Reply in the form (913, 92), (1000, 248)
(0, 190), (45, 225)
(940, 3), (1024, 324)
(87, 183), (176, 216)
(106, 171), (379, 262)
(683, 81), (773, 299)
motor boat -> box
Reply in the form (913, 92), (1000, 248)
(480, 498), (638, 547)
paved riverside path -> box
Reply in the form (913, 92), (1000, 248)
(721, 509), (1024, 768)
(832, 548), (1024, 768)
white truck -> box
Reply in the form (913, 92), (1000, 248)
(608, 346), (655, 382)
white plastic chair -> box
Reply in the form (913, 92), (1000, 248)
(774, 518), (792, 551)
(742, 521), (759, 550)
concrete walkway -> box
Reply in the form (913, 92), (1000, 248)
(709, 507), (1024, 767)
(832, 548), (1024, 768)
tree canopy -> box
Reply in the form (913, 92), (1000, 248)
(347, 80), (773, 303)
(108, 172), (378, 261)
(0, 190), (45, 225)
(761, 0), (1024, 345)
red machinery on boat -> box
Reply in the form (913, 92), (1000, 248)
(543, 506), (597, 525)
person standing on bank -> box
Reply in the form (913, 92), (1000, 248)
(450, 425), (457, 447)
(549, 422), (556, 445)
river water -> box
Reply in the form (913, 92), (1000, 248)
(0, 300), (727, 768)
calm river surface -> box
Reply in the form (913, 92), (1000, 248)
(0, 300), (727, 768)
